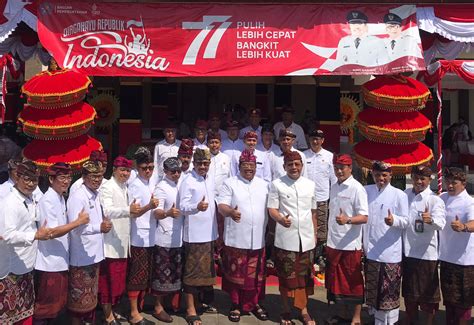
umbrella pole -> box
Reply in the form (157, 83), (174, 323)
(436, 80), (443, 194)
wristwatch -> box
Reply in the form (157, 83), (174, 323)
(347, 218), (352, 225)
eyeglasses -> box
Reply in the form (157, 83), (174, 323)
(20, 175), (39, 184)
(166, 169), (182, 174)
(139, 166), (154, 171)
(87, 174), (104, 181)
(195, 161), (210, 166)
(56, 175), (72, 182)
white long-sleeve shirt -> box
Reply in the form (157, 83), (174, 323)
(273, 122), (308, 150)
(3, 187), (38, 275)
(217, 175), (268, 250)
(128, 176), (156, 247)
(155, 176), (184, 248)
(267, 175), (316, 253)
(178, 170), (217, 243)
(403, 187), (446, 261)
(364, 184), (409, 263)
(99, 177), (131, 258)
(35, 187), (70, 272)
(209, 152), (231, 195)
(328, 176), (368, 251)
(0, 177), (43, 202)
(304, 148), (337, 202)
(221, 138), (244, 176)
(439, 190), (474, 266)
(67, 184), (104, 267)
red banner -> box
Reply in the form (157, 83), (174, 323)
(37, 1), (425, 77)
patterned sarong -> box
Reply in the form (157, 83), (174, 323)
(365, 259), (402, 311)
(127, 246), (154, 292)
(67, 263), (99, 314)
(34, 270), (68, 320)
(0, 272), (35, 324)
(274, 247), (314, 292)
(221, 246), (266, 312)
(440, 261), (474, 308)
(325, 246), (364, 304)
(402, 257), (440, 304)
(183, 242), (216, 287)
(152, 246), (184, 294)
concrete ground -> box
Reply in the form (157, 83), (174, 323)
(54, 284), (452, 324)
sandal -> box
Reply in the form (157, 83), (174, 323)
(325, 315), (351, 324)
(280, 312), (294, 325)
(299, 313), (317, 325)
(228, 309), (241, 322)
(252, 304), (269, 321)
(200, 303), (218, 314)
(185, 314), (202, 325)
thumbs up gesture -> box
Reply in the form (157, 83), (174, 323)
(279, 214), (292, 228)
(197, 196), (209, 212)
(336, 208), (350, 225)
(130, 198), (141, 216)
(384, 209), (394, 226)
(451, 215), (466, 232)
(421, 206), (432, 224)
(77, 207), (90, 225)
(230, 205), (241, 223)
(35, 219), (52, 241)
(101, 217), (113, 233)
(148, 194), (159, 209)
(167, 202), (181, 218)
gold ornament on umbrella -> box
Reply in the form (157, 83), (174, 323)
(340, 94), (360, 144)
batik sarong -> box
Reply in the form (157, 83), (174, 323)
(33, 270), (68, 320)
(365, 259), (402, 311)
(67, 264), (99, 314)
(127, 246), (154, 292)
(152, 245), (184, 295)
(0, 272), (35, 324)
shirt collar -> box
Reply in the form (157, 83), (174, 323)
(191, 169), (206, 181)
(237, 174), (253, 184)
(13, 186), (33, 202)
(412, 186), (433, 199)
(164, 175), (178, 186)
(82, 183), (98, 200)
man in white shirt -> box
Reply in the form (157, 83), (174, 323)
(325, 154), (368, 325)
(1, 160), (50, 325)
(208, 112), (228, 141)
(364, 161), (409, 325)
(268, 151), (317, 325)
(439, 167), (474, 325)
(69, 150), (108, 194)
(178, 148), (218, 325)
(402, 165), (446, 325)
(153, 157), (185, 323)
(99, 156), (139, 325)
(256, 123), (280, 158)
(271, 129), (307, 180)
(222, 120), (245, 176)
(217, 150), (269, 322)
(33, 163), (90, 325)
(127, 149), (160, 325)
(273, 106), (308, 150)
(0, 158), (43, 202)
(193, 119), (209, 150)
(178, 138), (194, 176)
(67, 160), (111, 325)
(153, 121), (181, 181)
(239, 108), (263, 141)
(232, 131), (271, 182)
(207, 131), (231, 194)
(304, 129), (337, 269)
(383, 13), (422, 62)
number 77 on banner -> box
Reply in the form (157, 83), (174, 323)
(182, 15), (232, 65)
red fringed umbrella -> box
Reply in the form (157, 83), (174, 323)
(18, 103), (96, 140)
(354, 140), (434, 176)
(23, 134), (102, 174)
(362, 75), (430, 111)
(21, 69), (91, 109)
(357, 108), (432, 145)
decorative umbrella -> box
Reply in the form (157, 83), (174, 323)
(18, 102), (96, 140)
(354, 140), (433, 176)
(357, 107), (432, 145)
(23, 134), (102, 174)
(21, 68), (91, 109)
(362, 75), (430, 111)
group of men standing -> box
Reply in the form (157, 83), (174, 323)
(0, 107), (473, 325)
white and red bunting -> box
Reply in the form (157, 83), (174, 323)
(37, 1), (425, 77)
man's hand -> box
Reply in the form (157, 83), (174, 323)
(197, 196), (208, 212)
(77, 207), (90, 225)
(336, 208), (349, 225)
(230, 205), (241, 223)
(451, 215), (465, 232)
(421, 206), (432, 224)
(148, 194), (159, 209)
(130, 199), (141, 216)
(35, 220), (51, 241)
(167, 203), (181, 218)
(384, 209), (394, 226)
(101, 217), (113, 233)
(279, 214), (292, 228)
